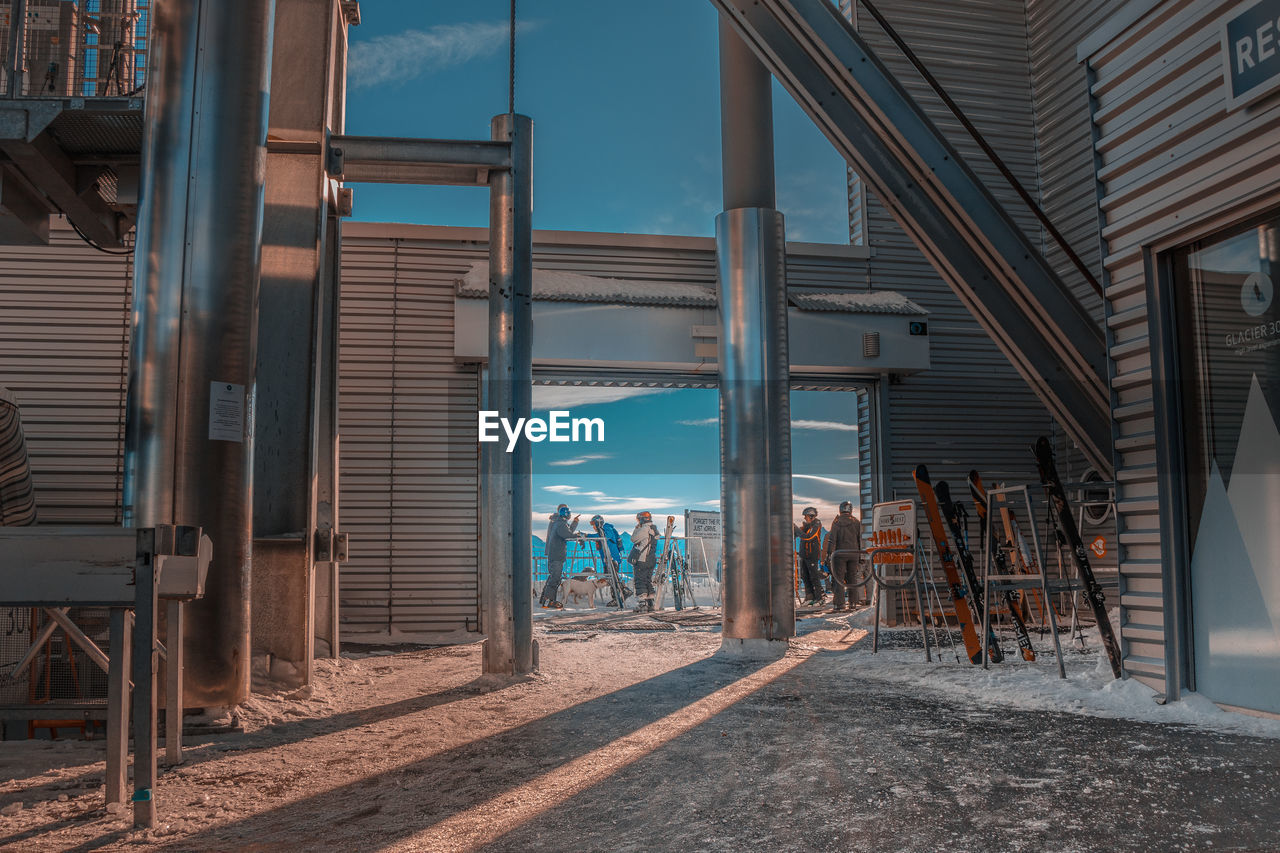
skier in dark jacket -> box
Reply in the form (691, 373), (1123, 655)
(824, 501), (864, 610)
(630, 511), (659, 612)
(540, 503), (579, 609)
(794, 507), (825, 606)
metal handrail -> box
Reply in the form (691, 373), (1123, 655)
(856, 0), (1104, 298)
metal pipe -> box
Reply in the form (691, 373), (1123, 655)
(717, 207), (794, 644)
(124, 0), (276, 709)
(481, 113), (533, 675)
(718, 16), (775, 211)
(717, 22), (792, 647)
(6, 0), (28, 97)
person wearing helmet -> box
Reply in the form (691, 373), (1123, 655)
(540, 503), (579, 609)
(629, 510), (659, 612)
(588, 513), (631, 605)
(793, 506), (826, 606)
(825, 500), (864, 610)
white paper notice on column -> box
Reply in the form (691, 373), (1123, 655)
(209, 382), (245, 442)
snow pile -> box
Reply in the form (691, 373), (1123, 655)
(842, 628), (1280, 740)
(456, 261), (716, 306)
(788, 289), (929, 315)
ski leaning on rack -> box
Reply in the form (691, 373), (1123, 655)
(965, 471), (1037, 662)
(1032, 436), (1123, 679)
(935, 482), (1004, 663)
(913, 465), (990, 664)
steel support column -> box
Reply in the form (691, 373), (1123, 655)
(252, 0), (349, 693)
(123, 0), (276, 709)
(717, 22), (794, 651)
(481, 112), (534, 675)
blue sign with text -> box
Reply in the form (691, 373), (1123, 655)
(1223, 0), (1280, 108)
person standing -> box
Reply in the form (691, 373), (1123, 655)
(590, 514), (632, 605)
(629, 510), (659, 612)
(794, 507), (825, 606)
(825, 500), (864, 610)
(540, 503), (578, 609)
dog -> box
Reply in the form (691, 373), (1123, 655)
(564, 573), (611, 608)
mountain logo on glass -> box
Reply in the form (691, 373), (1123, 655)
(1242, 271), (1274, 317)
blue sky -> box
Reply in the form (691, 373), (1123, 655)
(345, 2), (858, 534)
(345, 0), (847, 242)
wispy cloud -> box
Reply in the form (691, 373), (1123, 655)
(793, 473), (859, 489)
(348, 20), (538, 89)
(533, 385), (672, 410)
(792, 419), (858, 433)
(546, 454), (614, 468)
(678, 417), (719, 427)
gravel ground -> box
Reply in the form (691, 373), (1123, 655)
(1, 607), (1278, 852)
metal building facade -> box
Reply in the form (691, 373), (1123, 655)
(1077, 0), (1280, 701)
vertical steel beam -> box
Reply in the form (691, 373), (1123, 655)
(104, 607), (131, 804)
(131, 531), (159, 828)
(481, 113), (533, 675)
(164, 599), (184, 765)
(252, 0), (348, 692)
(719, 16), (776, 211)
(5, 0), (27, 97)
(123, 0), (276, 709)
(717, 22), (793, 650)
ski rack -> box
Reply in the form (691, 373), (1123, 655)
(866, 541), (945, 662)
(582, 523), (630, 610)
(653, 528), (697, 611)
(980, 485), (1067, 678)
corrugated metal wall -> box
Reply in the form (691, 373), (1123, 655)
(337, 224), (872, 638)
(338, 232), (482, 640)
(853, 0), (1071, 523)
(0, 227), (131, 524)
(1081, 0), (1280, 690)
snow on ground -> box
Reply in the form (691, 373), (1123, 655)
(1, 605), (1278, 852)
(826, 608), (1280, 741)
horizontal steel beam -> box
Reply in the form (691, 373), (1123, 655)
(712, 0), (1112, 474)
(0, 525), (210, 606)
(328, 135), (511, 186)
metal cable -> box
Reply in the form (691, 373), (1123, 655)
(856, 0), (1104, 298)
(508, 0), (516, 114)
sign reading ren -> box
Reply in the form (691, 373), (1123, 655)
(1222, 0), (1280, 110)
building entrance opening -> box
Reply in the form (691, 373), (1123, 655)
(527, 382), (868, 617)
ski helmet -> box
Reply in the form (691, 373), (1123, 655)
(636, 511), (652, 524)
(557, 504), (571, 519)
(839, 500), (853, 514)
(802, 506), (818, 518)
(590, 514), (604, 526)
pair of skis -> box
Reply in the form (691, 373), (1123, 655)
(915, 439), (1123, 678)
(914, 466), (1003, 664)
(589, 518), (630, 609)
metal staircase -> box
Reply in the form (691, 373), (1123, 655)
(711, 0), (1112, 474)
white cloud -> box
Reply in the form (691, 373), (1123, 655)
(678, 417), (719, 427)
(532, 385), (672, 410)
(793, 473), (859, 489)
(792, 419), (858, 433)
(348, 20), (538, 89)
(543, 485), (579, 494)
(546, 454), (614, 467)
